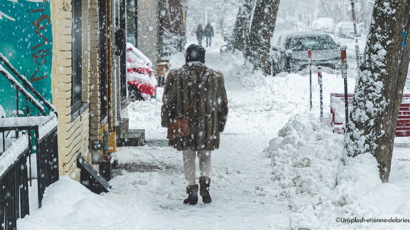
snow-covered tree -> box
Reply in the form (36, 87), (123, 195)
(244, 0), (280, 75)
(232, 0), (254, 51)
(343, 0), (410, 182)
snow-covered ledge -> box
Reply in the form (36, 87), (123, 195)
(0, 113), (58, 176)
(0, 133), (28, 176)
(0, 113), (57, 129)
(38, 114), (58, 140)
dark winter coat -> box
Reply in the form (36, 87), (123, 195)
(161, 62), (229, 151)
(204, 25), (214, 37)
(196, 27), (203, 40)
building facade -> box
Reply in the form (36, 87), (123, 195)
(0, 0), (129, 180)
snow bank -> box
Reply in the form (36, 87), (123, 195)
(265, 113), (342, 228)
(268, 113), (410, 229)
(18, 176), (139, 230)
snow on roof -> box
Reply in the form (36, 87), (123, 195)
(287, 31), (330, 38)
(126, 43), (152, 67)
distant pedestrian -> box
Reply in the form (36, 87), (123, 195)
(161, 44), (229, 205)
(195, 24), (203, 46)
(204, 22), (214, 47)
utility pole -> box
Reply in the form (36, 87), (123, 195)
(351, 0), (361, 70)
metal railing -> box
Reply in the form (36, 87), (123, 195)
(37, 126), (59, 205)
(0, 52), (59, 229)
(0, 146), (30, 230)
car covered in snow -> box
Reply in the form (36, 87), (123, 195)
(126, 43), (157, 101)
(312, 18), (334, 34)
(334, 21), (360, 39)
(270, 31), (344, 73)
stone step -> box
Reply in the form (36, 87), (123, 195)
(117, 129), (145, 147)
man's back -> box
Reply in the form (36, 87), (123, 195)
(161, 61), (228, 151)
(204, 25), (214, 37)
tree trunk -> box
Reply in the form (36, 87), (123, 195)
(232, 7), (245, 50)
(244, 0), (280, 75)
(232, 0), (254, 51)
(344, 0), (410, 182)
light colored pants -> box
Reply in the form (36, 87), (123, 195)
(182, 150), (211, 186)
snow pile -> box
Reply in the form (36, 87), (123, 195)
(268, 113), (410, 229)
(18, 177), (139, 230)
(265, 113), (342, 227)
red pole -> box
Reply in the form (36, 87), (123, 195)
(308, 49), (312, 110)
(341, 49), (348, 127)
(341, 49), (346, 63)
(318, 67), (323, 122)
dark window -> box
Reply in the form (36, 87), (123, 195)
(99, 0), (109, 120)
(71, 0), (82, 113)
(126, 0), (136, 44)
(120, 0), (127, 100)
(288, 36), (337, 51)
(284, 37), (291, 50)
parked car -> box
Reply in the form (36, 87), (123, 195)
(312, 18), (334, 33)
(126, 43), (157, 101)
(270, 31), (345, 73)
(334, 21), (360, 39)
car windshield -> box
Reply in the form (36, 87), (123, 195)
(288, 36), (337, 51)
(127, 50), (145, 65)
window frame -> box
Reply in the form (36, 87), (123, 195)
(71, 0), (83, 115)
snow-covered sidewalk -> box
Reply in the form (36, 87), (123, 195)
(19, 37), (410, 230)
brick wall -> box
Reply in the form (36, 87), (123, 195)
(50, 0), (91, 178)
(89, 0), (101, 143)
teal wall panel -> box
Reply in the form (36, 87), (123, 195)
(0, 0), (53, 116)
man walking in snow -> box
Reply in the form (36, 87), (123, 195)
(195, 24), (203, 46)
(204, 22), (214, 47)
(161, 44), (229, 205)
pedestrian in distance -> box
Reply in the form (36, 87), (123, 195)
(204, 22), (214, 47)
(161, 44), (229, 205)
(195, 24), (203, 47)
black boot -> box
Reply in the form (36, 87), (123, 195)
(183, 184), (198, 205)
(199, 177), (212, 203)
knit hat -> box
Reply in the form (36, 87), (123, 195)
(185, 44), (206, 64)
